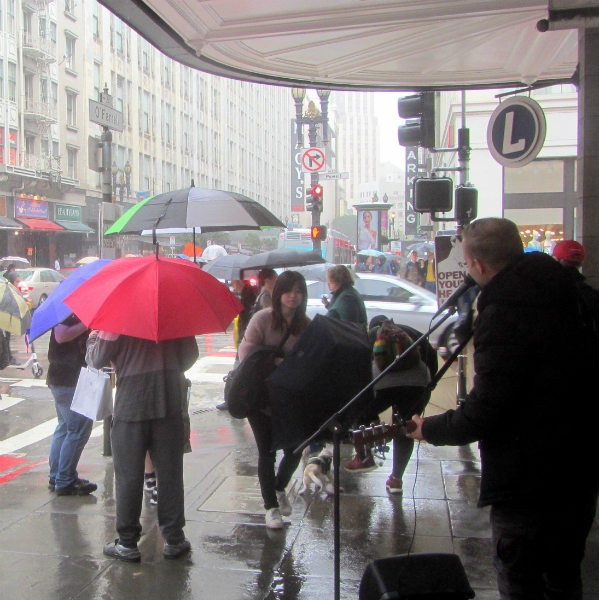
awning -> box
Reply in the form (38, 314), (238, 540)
(15, 218), (65, 231)
(0, 217), (23, 230)
(55, 220), (95, 233)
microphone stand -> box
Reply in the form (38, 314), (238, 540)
(294, 307), (471, 600)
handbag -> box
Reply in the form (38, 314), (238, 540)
(70, 366), (113, 421)
(224, 328), (291, 419)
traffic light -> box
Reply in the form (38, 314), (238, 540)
(310, 184), (323, 212)
(397, 92), (435, 149)
(310, 225), (327, 241)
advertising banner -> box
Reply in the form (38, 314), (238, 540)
(291, 120), (305, 212)
(357, 209), (379, 250)
(434, 234), (468, 306)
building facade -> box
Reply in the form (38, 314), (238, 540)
(0, 0), (292, 265)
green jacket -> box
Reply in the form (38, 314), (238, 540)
(327, 285), (367, 325)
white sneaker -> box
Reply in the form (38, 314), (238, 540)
(276, 491), (292, 516)
(265, 508), (283, 529)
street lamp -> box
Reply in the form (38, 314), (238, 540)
(112, 161), (131, 202)
(291, 87), (331, 253)
(390, 212), (396, 239)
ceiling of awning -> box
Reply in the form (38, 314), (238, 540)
(99, 0), (579, 91)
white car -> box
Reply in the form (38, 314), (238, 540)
(14, 267), (65, 308)
(306, 273), (459, 355)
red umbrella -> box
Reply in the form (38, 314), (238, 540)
(64, 255), (243, 341)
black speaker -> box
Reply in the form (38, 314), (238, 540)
(359, 553), (475, 600)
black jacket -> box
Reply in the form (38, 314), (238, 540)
(423, 252), (599, 507)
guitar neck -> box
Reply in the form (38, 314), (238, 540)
(352, 422), (401, 451)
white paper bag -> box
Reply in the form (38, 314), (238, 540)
(70, 367), (113, 421)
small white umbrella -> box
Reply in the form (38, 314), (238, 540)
(76, 256), (100, 266)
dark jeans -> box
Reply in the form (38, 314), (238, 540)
(373, 387), (428, 479)
(49, 385), (94, 489)
(111, 415), (186, 546)
(490, 489), (599, 600)
(247, 409), (302, 510)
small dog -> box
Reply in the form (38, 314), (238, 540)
(298, 447), (335, 496)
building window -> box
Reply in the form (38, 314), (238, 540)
(66, 92), (77, 126)
(25, 135), (35, 155)
(65, 0), (74, 16)
(65, 35), (76, 70)
(115, 18), (123, 53)
(165, 104), (171, 143)
(8, 62), (16, 102)
(39, 17), (46, 37)
(7, 0), (15, 35)
(51, 81), (58, 106)
(94, 62), (101, 100)
(116, 75), (124, 113)
(0, 128), (4, 164)
(67, 148), (77, 178)
(92, 1), (100, 38)
(141, 39), (149, 71)
(143, 91), (150, 134)
(143, 154), (150, 190)
(50, 21), (57, 43)
(504, 159), (565, 194)
(163, 57), (170, 87)
(0, 61), (3, 99)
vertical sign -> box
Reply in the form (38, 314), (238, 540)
(290, 120), (305, 212)
(404, 146), (419, 235)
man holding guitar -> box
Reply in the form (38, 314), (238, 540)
(407, 218), (599, 600)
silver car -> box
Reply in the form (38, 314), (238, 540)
(306, 273), (459, 355)
(14, 268), (65, 308)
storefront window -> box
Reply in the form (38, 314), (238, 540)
(504, 159), (564, 194)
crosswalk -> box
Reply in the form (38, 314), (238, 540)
(0, 346), (236, 460)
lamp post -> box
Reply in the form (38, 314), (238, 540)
(291, 88), (331, 254)
(111, 161), (131, 202)
(390, 212), (396, 239)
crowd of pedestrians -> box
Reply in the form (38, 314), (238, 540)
(2, 218), (599, 600)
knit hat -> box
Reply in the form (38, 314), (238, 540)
(553, 240), (585, 265)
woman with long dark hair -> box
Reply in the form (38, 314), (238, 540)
(239, 270), (311, 529)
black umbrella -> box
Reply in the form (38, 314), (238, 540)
(267, 314), (373, 450)
(202, 254), (250, 280)
(105, 186), (286, 235)
(241, 249), (325, 272)
(291, 262), (336, 282)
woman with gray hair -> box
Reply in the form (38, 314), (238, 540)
(322, 265), (367, 325)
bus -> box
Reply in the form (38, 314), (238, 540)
(278, 228), (355, 264)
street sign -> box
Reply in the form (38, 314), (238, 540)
(301, 147), (326, 173)
(322, 171), (350, 180)
(487, 96), (546, 168)
(89, 99), (124, 131)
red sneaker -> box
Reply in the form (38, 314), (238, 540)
(385, 475), (403, 494)
(343, 454), (377, 473)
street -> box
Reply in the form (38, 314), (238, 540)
(1, 332), (599, 599)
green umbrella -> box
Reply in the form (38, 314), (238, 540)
(105, 186), (285, 235)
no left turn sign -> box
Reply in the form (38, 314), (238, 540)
(301, 147), (326, 173)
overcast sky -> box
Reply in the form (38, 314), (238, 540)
(375, 91), (406, 170)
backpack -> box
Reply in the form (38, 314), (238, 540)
(372, 319), (420, 373)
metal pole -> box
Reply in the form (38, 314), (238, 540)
(101, 126), (113, 204)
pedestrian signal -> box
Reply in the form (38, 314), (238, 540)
(310, 225), (327, 241)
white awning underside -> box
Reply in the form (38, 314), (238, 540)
(103, 0), (579, 90)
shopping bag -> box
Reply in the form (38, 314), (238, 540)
(70, 367), (113, 421)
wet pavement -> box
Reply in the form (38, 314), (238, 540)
(1, 332), (599, 599)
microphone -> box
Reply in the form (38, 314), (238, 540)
(433, 274), (477, 319)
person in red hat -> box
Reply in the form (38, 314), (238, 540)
(553, 239), (599, 334)
(553, 239), (586, 268)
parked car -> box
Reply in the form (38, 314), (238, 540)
(14, 268), (65, 308)
(305, 273), (459, 355)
